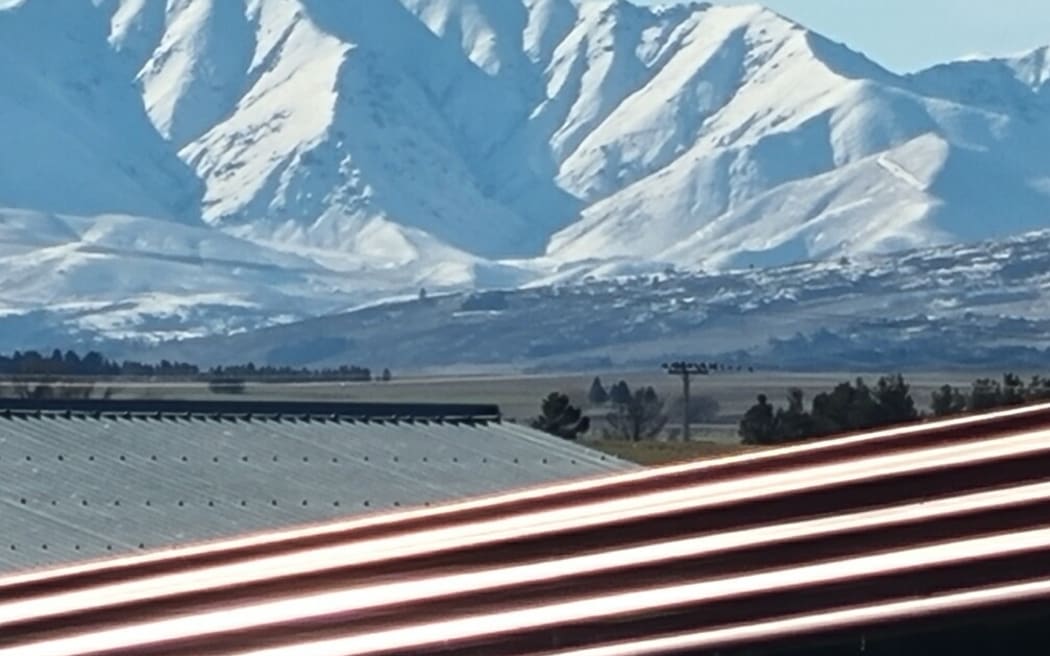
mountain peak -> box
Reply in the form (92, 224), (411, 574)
(909, 43), (1050, 112)
(1005, 45), (1050, 89)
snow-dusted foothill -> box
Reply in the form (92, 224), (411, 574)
(53, 229), (1050, 371)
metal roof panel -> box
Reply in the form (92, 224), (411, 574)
(0, 414), (632, 572)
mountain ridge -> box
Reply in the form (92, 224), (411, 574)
(0, 0), (1048, 354)
(13, 0), (1049, 268)
(90, 0), (1050, 269)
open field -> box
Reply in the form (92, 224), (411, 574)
(21, 368), (1006, 465)
(90, 368), (999, 423)
(6, 367), (1024, 465)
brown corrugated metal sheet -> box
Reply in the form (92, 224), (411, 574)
(4, 403), (1050, 655)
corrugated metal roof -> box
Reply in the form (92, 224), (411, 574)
(0, 411), (633, 573)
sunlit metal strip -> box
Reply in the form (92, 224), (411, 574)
(7, 478), (1050, 656)
(537, 578), (1050, 656)
(202, 526), (1050, 656)
(4, 427), (1047, 633)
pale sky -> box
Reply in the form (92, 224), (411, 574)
(634, 0), (1050, 73)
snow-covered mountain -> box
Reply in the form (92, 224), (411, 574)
(1, 0), (1049, 358)
(89, 0), (1050, 268)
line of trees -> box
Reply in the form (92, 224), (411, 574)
(533, 377), (720, 442)
(0, 349), (374, 382)
(533, 371), (1050, 446)
(589, 376), (720, 440)
(533, 386), (666, 442)
(740, 373), (1050, 445)
(930, 373), (1050, 415)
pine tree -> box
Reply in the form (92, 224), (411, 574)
(1001, 373), (1026, 406)
(531, 392), (590, 440)
(969, 378), (1002, 411)
(739, 394), (777, 445)
(587, 377), (609, 405)
(608, 380), (632, 405)
(1027, 376), (1050, 402)
(772, 388), (813, 443)
(872, 374), (918, 424)
(930, 384), (967, 417)
(810, 378), (882, 437)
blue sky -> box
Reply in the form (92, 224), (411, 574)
(635, 0), (1050, 72)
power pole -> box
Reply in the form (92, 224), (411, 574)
(662, 361), (708, 441)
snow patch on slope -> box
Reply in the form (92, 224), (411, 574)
(137, 0), (254, 147)
(0, 206), (537, 345)
(0, 0), (202, 221)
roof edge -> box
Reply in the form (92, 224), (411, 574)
(0, 399), (502, 421)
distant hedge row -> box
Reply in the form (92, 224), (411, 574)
(0, 349), (373, 382)
(740, 373), (1050, 445)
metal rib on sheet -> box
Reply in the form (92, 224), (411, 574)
(0, 412), (633, 573)
(3, 404), (1050, 655)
